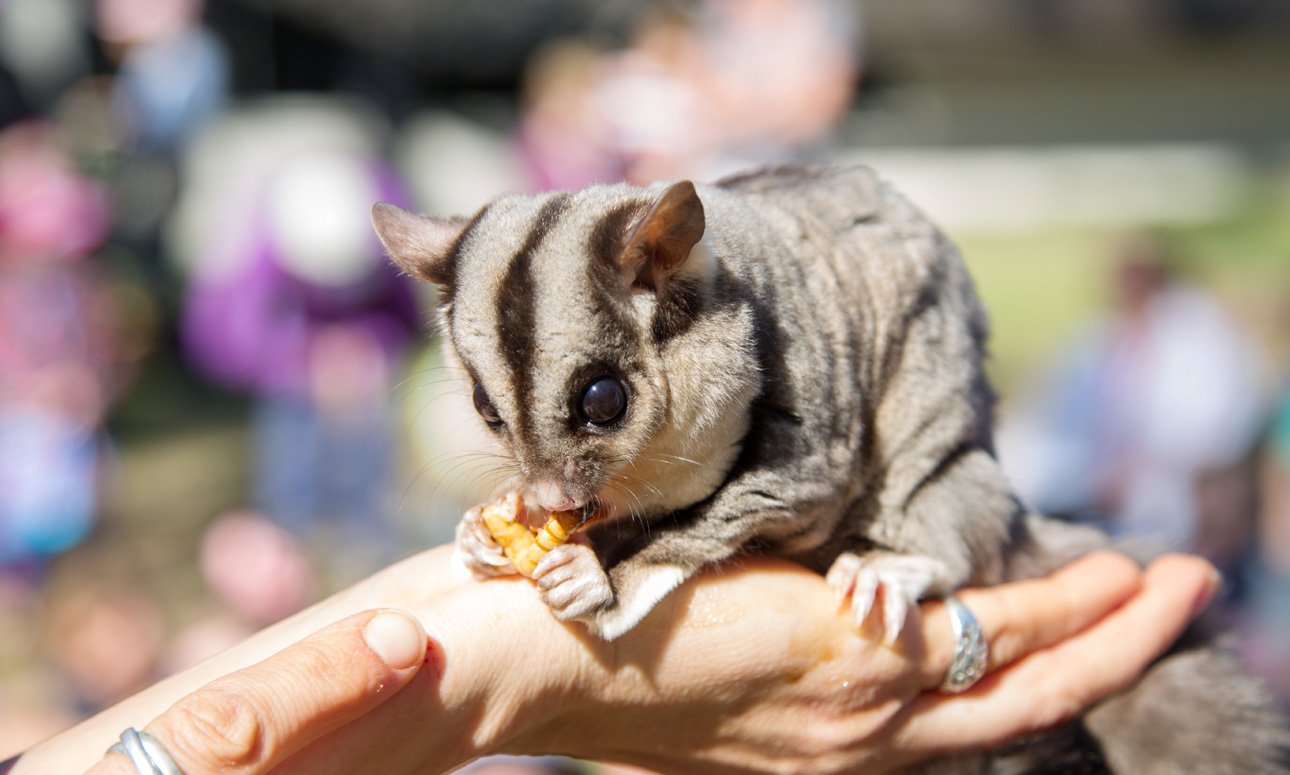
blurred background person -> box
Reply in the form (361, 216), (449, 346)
(163, 508), (315, 672)
(515, 37), (623, 192)
(999, 234), (1266, 558)
(591, 5), (717, 184)
(0, 120), (129, 757)
(41, 570), (164, 716)
(177, 118), (423, 580)
(95, 0), (229, 154)
(0, 121), (118, 583)
(698, 0), (859, 176)
(519, 0), (861, 189)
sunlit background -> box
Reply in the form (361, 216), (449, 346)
(1, 0), (1289, 765)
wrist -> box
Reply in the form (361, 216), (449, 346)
(422, 577), (597, 765)
(295, 547), (593, 769)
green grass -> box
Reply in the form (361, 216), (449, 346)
(952, 180), (1290, 399)
(957, 228), (1120, 394)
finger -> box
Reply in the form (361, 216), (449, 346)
(898, 553), (1219, 755)
(99, 610), (432, 775)
(916, 551), (1144, 689)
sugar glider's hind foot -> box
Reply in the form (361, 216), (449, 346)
(1084, 644), (1290, 775)
(826, 551), (952, 642)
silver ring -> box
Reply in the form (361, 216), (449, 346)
(108, 728), (184, 775)
(940, 595), (989, 693)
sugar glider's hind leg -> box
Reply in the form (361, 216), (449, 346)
(830, 448), (1020, 639)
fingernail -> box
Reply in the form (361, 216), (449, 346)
(364, 610), (427, 670)
(1191, 567), (1224, 618)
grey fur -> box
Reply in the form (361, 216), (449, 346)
(373, 165), (1288, 773)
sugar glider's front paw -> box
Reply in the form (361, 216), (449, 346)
(826, 551), (951, 642)
(532, 543), (614, 623)
(454, 504), (517, 579)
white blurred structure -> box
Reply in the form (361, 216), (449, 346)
(838, 143), (1252, 234)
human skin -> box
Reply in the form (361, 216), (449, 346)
(13, 546), (1218, 775)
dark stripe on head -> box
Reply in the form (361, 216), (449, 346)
(650, 242), (750, 346)
(584, 200), (649, 359)
(436, 204), (493, 303)
(589, 200), (646, 292)
(651, 275), (703, 345)
(494, 193), (571, 449)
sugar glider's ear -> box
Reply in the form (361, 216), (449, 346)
(371, 202), (465, 286)
(621, 181), (705, 293)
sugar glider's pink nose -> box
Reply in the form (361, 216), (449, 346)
(531, 480), (577, 512)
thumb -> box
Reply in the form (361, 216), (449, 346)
(93, 610), (433, 775)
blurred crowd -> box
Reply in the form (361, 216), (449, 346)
(998, 236), (1290, 701)
(0, 0), (862, 759)
(0, 0), (1287, 764)
(514, 0), (855, 189)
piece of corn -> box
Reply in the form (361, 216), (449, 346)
(478, 494), (593, 577)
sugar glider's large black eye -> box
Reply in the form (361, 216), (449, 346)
(473, 382), (502, 427)
(579, 377), (627, 426)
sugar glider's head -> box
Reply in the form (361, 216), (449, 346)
(372, 181), (760, 520)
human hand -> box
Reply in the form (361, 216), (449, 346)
(25, 547), (1217, 775)
(83, 610), (433, 775)
(507, 551), (1220, 775)
(201, 548), (1213, 775)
